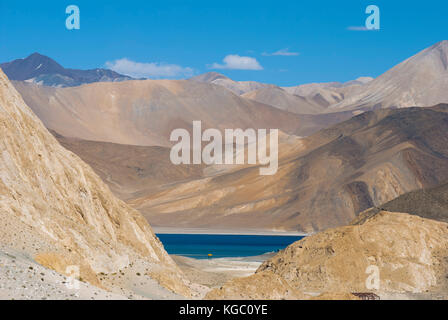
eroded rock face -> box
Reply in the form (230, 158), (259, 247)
(205, 272), (306, 300)
(0, 69), (191, 297)
(207, 212), (448, 299)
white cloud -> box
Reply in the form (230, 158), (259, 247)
(105, 58), (194, 79)
(263, 48), (299, 56)
(211, 55), (263, 70)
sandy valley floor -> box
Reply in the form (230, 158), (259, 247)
(172, 253), (275, 289)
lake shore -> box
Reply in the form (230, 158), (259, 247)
(171, 253), (275, 291)
(153, 227), (308, 236)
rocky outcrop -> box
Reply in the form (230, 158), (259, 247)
(206, 212), (448, 299)
(205, 272), (306, 300)
(0, 69), (191, 297)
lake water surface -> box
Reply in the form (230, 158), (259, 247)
(156, 234), (304, 259)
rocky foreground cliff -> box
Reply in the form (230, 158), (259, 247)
(0, 69), (193, 299)
(206, 211), (448, 300)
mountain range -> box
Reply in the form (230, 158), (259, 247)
(327, 40), (448, 112)
(2, 39), (448, 301)
(193, 41), (448, 114)
(3, 40), (448, 234)
(128, 104), (448, 232)
(191, 72), (374, 114)
(12, 78), (351, 147)
(0, 53), (133, 87)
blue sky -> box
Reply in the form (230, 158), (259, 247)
(0, 0), (447, 86)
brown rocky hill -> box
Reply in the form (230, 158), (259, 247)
(0, 69), (191, 297)
(130, 105), (448, 232)
(52, 131), (204, 200)
(206, 211), (448, 300)
(354, 181), (448, 225)
(381, 182), (448, 223)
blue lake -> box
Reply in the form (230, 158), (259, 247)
(156, 234), (304, 259)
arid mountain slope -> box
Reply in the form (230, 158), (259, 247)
(282, 77), (373, 109)
(0, 69), (191, 297)
(53, 131), (204, 200)
(354, 181), (448, 224)
(12, 79), (332, 146)
(328, 41), (448, 112)
(381, 182), (448, 223)
(207, 212), (448, 300)
(242, 87), (324, 114)
(130, 105), (448, 232)
(192, 72), (373, 111)
(283, 77), (373, 96)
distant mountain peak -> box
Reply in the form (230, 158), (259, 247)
(431, 40), (448, 49)
(24, 52), (61, 65)
(0, 53), (133, 87)
(400, 40), (448, 72)
(28, 52), (48, 58)
(342, 77), (374, 87)
(329, 40), (448, 111)
(353, 76), (374, 83)
(190, 72), (230, 83)
(416, 40), (448, 59)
